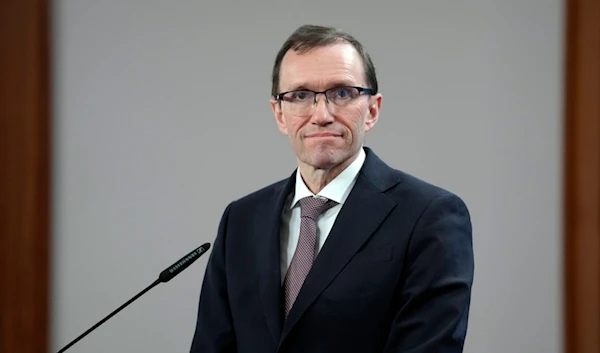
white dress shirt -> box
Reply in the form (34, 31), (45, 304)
(279, 147), (366, 283)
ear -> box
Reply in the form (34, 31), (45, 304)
(364, 93), (383, 132)
(270, 98), (289, 136)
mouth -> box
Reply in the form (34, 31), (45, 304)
(305, 132), (342, 138)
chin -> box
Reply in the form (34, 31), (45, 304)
(301, 148), (351, 170)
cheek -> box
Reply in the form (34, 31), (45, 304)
(340, 107), (368, 134)
(284, 118), (303, 137)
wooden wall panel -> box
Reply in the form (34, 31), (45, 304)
(1, 1), (598, 353)
(0, 0), (51, 352)
(563, 0), (600, 352)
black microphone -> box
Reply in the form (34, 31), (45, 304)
(57, 242), (211, 353)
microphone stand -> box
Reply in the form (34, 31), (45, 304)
(56, 242), (210, 353)
(57, 279), (160, 353)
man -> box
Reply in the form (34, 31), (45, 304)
(190, 24), (474, 353)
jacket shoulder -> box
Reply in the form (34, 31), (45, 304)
(228, 176), (290, 209)
(385, 168), (468, 209)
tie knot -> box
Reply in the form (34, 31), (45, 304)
(298, 197), (337, 220)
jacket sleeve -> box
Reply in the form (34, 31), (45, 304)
(190, 203), (237, 353)
(384, 192), (475, 353)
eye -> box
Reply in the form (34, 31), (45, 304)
(284, 90), (312, 102)
(330, 87), (358, 100)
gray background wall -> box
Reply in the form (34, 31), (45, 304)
(51, 1), (564, 352)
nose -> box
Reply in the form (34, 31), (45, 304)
(310, 94), (334, 125)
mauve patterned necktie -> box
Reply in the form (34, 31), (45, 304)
(283, 196), (337, 318)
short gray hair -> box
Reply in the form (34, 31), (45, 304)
(271, 24), (378, 97)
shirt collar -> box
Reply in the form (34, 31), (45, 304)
(290, 147), (366, 209)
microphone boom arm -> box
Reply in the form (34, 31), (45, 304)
(57, 278), (161, 353)
(56, 242), (211, 353)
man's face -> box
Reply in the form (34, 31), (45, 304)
(271, 43), (382, 171)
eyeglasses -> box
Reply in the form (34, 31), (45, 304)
(275, 86), (373, 115)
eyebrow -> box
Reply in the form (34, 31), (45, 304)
(285, 80), (359, 92)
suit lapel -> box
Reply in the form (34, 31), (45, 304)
(258, 172), (295, 344)
(279, 152), (400, 342)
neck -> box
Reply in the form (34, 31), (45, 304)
(298, 152), (360, 194)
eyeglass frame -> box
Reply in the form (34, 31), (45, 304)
(274, 86), (375, 107)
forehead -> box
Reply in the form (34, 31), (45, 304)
(279, 43), (365, 91)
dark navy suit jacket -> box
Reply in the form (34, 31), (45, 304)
(190, 147), (474, 353)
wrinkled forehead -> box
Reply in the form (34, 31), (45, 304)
(278, 43), (367, 92)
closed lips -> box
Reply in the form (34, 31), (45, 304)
(306, 132), (341, 138)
